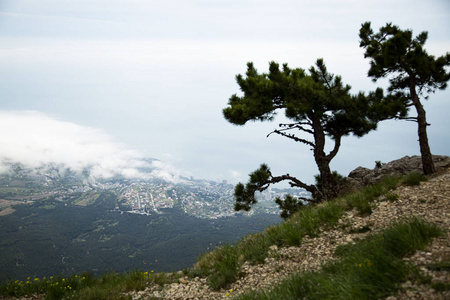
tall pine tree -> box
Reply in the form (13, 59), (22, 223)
(359, 22), (450, 174)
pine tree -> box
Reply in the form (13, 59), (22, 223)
(223, 59), (402, 212)
(359, 22), (450, 174)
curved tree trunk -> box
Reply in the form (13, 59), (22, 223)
(410, 82), (435, 175)
(312, 118), (335, 199)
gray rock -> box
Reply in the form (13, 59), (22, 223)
(347, 155), (450, 188)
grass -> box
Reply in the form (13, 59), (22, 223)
(343, 176), (400, 216)
(237, 217), (443, 300)
(427, 260), (450, 272)
(0, 270), (180, 300)
(402, 172), (428, 186)
(385, 192), (399, 202)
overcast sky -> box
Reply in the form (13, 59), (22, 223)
(0, 0), (449, 185)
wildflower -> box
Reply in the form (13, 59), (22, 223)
(82, 277), (86, 280)
(34, 278), (39, 281)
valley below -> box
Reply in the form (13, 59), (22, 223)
(0, 163), (306, 282)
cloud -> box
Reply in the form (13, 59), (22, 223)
(0, 111), (180, 181)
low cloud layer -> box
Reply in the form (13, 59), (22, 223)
(0, 111), (180, 181)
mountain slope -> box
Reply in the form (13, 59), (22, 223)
(131, 167), (450, 299)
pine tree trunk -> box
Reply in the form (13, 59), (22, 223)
(318, 161), (334, 199)
(312, 119), (335, 200)
(410, 82), (435, 175)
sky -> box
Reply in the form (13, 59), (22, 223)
(0, 0), (449, 185)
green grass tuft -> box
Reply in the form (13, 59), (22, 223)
(432, 282), (450, 292)
(385, 192), (399, 202)
(427, 260), (450, 272)
(344, 192), (373, 216)
(403, 172), (428, 186)
(206, 244), (241, 290)
(237, 217), (443, 300)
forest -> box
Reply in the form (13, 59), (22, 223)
(0, 192), (280, 283)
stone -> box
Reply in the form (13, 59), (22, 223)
(347, 155), (450, 188)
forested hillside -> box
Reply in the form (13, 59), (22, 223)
(0, 191), (280, 282)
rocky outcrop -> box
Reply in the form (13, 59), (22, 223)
(347, 155), (450, 189)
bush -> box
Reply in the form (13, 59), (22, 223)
(275, 194), (304, 220)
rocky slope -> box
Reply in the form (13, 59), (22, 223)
(132, 160), (450, 300)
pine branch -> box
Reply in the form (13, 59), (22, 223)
(273, 124), (315, 135)
(270, 174), (320, 202)
(398, 116), (419, 123)
(279, 121), (313, 127)
(267, 130), (315, 147)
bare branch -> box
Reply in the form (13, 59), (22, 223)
(398, 116), (418, 123)
(269, 174), (320, 201)
(279, 121), (312, 127)
(274, 124), (314, 135)
(267, 130), (315, 147)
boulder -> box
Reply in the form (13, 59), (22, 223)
(347, 155), (450, 188)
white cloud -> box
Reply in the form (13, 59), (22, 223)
(0, 111), (180, 181)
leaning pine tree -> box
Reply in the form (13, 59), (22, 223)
(359, 22), (450, 175)
(223, 59), (405, 215)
